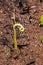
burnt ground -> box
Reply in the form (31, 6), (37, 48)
(0, 0), (43, 65)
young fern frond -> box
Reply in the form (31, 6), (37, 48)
(13, 23), (24, 49)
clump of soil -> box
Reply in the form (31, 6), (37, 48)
(0, 0), (43, 65)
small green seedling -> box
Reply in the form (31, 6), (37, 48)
(40, 36), (43, 43)
(13, 23), (24, 49)
(40, 15), (43, 25)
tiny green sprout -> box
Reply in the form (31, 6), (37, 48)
(13, 23), (24, 49)
(40, 36), (43, 43)
(40, 15), (43, 25)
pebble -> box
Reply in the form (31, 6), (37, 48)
(0, 31), (3, 35)
(35, 44), (37, 47)
(31, 6), (37, 9)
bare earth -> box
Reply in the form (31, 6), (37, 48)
(0, 0), (43, 65)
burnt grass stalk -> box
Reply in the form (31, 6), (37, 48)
(0, 37), (13, 50)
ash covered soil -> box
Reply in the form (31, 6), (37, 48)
(0, 0), (43, 65)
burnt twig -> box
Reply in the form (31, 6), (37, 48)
(0, 37), (13, 50)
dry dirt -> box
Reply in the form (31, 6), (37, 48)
(0, 0), (43, 65)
